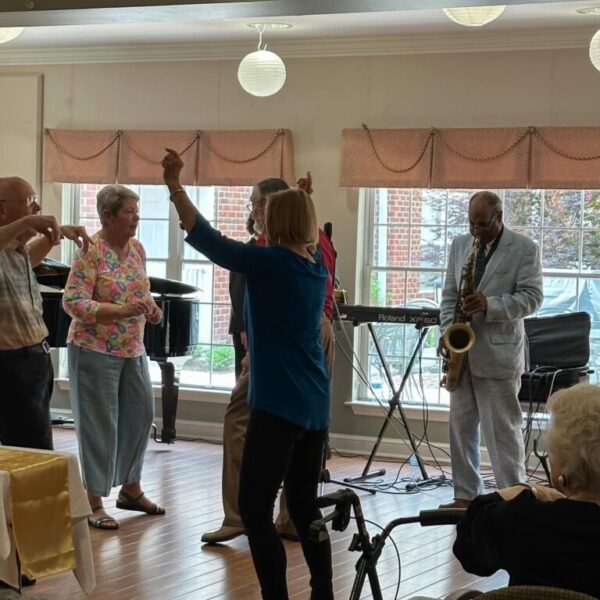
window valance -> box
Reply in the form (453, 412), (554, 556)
(340, 125), (600, 189)
(43, 128), (295, 186)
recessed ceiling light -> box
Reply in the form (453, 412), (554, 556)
(576, 7), (600, 15)
(247, 23), (293, 31)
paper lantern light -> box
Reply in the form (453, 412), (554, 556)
(0, 27), (24, 44)
(590, 29), (600, 73)
(237, 49), (286, 97)
(443, 6), (506, 27)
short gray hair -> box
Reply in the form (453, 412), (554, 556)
(256, 178), (289, 200)
(469, 191), (502, 216)
(546, 383), (600, 493)
(97, 184), (139, 226)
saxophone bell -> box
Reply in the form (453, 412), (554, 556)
(441, 322), (476, 356)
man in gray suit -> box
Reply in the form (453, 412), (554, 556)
(439, 191), (543, 508)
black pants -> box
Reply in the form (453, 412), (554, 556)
(0, 344), (54, 450)
(239, 409), (332, 600)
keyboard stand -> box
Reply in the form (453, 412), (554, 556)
(344, 322), (443, 489)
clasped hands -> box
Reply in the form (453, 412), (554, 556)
(119, 300), (162, 324)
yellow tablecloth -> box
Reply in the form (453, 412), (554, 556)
(0, 446), (95, 593)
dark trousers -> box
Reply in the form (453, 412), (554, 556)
(239, 409), (333, 600)
(0, 344), (54, 450)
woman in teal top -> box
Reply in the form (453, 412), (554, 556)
(162, 149), (333, 600)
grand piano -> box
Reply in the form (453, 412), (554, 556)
(34, 258), (201, 444)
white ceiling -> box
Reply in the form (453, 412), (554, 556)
(0, 1), (599, 58)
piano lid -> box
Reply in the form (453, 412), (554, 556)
(148, 276), (199, 296)
(34, 257), (70, 289)
(34, 258), (200, 296)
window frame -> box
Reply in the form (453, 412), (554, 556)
(59, 183), (253, 392)
(355, 187), (600, 410)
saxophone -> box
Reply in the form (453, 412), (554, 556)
(440, 237), (480, 392)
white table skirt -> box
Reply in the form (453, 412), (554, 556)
(0, 446), (95, 593)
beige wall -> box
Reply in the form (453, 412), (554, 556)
(25, 48), (600, 296)
(5, 46), (600, 444)
(0, 74), (43, 187)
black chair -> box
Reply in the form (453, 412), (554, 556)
(519, 312), (592, 480)
(519, 312), (591, 404)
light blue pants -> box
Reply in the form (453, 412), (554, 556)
(68, 345), (154, 497)
(449, 360), (526, 500)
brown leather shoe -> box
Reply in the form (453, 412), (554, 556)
(201, 526), (245, 544)
(438, 498), (472, 509)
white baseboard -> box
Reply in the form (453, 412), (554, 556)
(52, 410), (545, 474)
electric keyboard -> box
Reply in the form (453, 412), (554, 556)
(335, 304), (440, 326)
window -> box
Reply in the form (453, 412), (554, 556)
(358, 188), (600, 407)
(61, 183), (253, 391)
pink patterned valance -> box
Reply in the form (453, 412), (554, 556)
(43, 128), (295, 186)
(341, 125), (600, 189)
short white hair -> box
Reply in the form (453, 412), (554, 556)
(97, 184), (139, 226)
(546, 383), (600, 493)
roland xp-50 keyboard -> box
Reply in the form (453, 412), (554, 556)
(336, 304), (440, 326)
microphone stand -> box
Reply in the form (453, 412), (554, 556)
(320, 221), (375, 495)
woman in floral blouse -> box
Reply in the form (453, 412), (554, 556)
(63, 184), (165, 530)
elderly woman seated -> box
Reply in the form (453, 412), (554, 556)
(451, 382), (600, 598)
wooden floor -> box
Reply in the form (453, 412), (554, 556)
(26, 427), (508, 600)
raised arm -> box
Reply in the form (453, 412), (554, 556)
(161, 148), (261, 276)
(296, 171), (313, 195)
(161, 148), (200, 233)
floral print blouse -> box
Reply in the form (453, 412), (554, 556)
(63, 233), (154, 357)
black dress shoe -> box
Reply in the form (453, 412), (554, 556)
(21, 574), (37, 586)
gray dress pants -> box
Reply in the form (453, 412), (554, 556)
(449, 359), (526, 500)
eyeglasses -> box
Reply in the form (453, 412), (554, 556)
(0, 195), (40, 208)
(246, 200), (265, 211)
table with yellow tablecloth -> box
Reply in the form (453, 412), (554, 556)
(0, 446), (95, 593)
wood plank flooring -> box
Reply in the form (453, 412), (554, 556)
(25, 427), (509, 600)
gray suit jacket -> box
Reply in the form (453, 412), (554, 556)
(440, 226), (543, 379)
